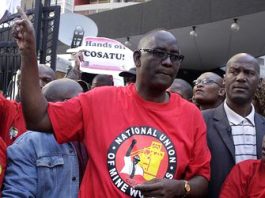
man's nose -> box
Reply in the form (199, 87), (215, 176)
(196, 83), (204, 88)
(236, 72), (246, 81)
(195, 81), (204, 87)
(161, 55), (173, 66)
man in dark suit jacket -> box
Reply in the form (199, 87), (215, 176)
(203, 53), (265, 198)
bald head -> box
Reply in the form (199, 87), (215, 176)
(38, 64), (56, 89)
(168, 78), (192, 100)
(91, 74), (114, 89)
(138, 30), (179, 50)
(134, 30), (182, 98)
(226, 53), (260, 75)
(224, 53), (260, 109)
(193, 72), (225, 110)
(42, 78), (82, 102)
(197, 72), (223, 86)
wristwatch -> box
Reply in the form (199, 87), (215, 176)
(184, 180), (191, 196)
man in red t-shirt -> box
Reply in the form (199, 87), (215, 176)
(15, 8), (211, 197)
(0, 65), (55, 146)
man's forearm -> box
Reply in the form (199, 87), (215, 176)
(13, 7), (53, 132)
(186, 176), (208, 197)
(20, 50), (49, 131)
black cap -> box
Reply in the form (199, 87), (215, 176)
(77, 80), (90, 92)
(119, 67), (136, 77)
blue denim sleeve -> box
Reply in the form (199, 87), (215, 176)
(2, 134), (37, 197)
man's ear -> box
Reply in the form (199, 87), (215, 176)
(218, 88), (226, 97)
(133, 51), (141, 68)
(218, 78), (225, 97)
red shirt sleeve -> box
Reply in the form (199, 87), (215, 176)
(0, 137), (7, 191)
(219, 160), (253, 198)
(48, 93), (85, 144)
(185, 107), (211, 181)
(0, 94), (26, 146)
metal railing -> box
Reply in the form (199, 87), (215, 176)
(0, 0), (60, 98)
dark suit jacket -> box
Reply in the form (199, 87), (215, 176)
(202, 103), (265, 198)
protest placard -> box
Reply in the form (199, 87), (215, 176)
(67, 37), (134, 74)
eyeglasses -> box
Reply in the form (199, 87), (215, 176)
(139, 49), (184, 63)
(193, 79), (221, 87)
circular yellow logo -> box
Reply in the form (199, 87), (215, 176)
(107, 126), (177, 197)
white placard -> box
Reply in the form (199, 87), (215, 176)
(67, 37), (135, 74)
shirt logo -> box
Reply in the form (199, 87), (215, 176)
(107, 126), (177, 197)
(9, 127), (18, 139)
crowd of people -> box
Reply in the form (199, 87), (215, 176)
(0, 7), (265, 198)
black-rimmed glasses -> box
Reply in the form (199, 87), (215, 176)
(139, 49), (184, 63)
(193, 79), (221, 87)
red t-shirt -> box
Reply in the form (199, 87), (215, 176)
(48, 84), (210, 198)
(220, 159), (265, 198)
(0, 94), (26, 146)
(0, 137), (6, 195)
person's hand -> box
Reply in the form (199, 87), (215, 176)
(65, 51), (84, 80)
(12, 7), (36, 52)
(71, 51), (84, 71)
(134, 178), (185, 198)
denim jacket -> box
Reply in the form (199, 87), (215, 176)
(2, 131), (80, 198)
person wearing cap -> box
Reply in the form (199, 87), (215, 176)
(119, 67), (136, 85)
